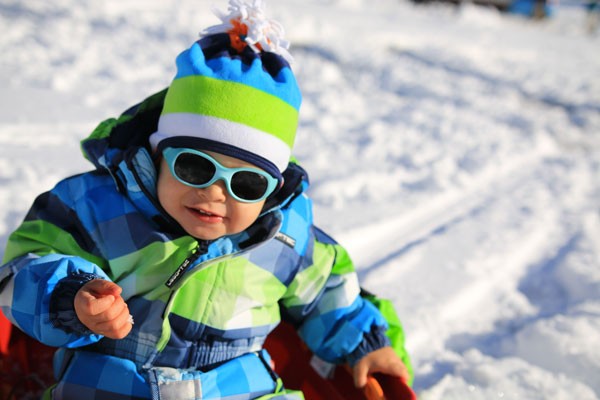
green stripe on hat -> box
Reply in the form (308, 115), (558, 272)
(162, 75), (298, 149)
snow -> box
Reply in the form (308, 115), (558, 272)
(1, 0), (599, 398)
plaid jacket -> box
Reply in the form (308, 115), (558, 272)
(0, 92), (389, 399)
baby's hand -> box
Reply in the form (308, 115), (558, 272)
(352, 346), (410, 388)
(74, 279), (133, 339)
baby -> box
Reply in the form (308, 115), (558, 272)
(0, 1), (410, 399)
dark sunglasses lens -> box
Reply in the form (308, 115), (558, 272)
(174, 153), (215, 185)
(231, 172), (269, 201)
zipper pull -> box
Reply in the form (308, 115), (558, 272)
(165, 241), (210, 288)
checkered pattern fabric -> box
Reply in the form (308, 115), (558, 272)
(0, 91), (389, 399)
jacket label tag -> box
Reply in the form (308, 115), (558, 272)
(274, 232), (296, 248)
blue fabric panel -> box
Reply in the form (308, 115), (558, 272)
(94, 213), (167, 259)
(278, 194), (313, 256)
(24, 191), (101, 257)
(44, 169), (170, 259)
(10, 254), (107, 347)
(313, 226), (338, 245)
(56, 351), (151, 399)
(155, 312), (275, 369)
(246, 239), (300, 286)
(298, 297), (388, 363)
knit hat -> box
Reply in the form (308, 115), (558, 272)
(149, 0), (302, 181)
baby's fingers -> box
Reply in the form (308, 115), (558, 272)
(353, 361), (369, 388)
(388, 360), (411, 383)
(94, 303), (133, 339)
(74, 279), (131, 337)
(76, 290), (115, 316)
(84, 279), (122, 299)
(99, 294), (128, 320)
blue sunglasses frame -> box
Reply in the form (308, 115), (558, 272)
(163, 147), (279, 203)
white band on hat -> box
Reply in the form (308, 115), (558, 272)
(150, 113), (291, 172)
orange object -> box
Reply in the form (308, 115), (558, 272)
(364, 376), (386, 399)
(227, 18), (266, 54)
(228, 19), (250, 53)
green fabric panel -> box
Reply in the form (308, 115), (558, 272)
(158, 316), (172, 352)
(109, 237), (196, 301)
(79, 88), (166, 161)
(329, 244), (356, 276)
(168, 257), (286, 327)
(80, 115), (130, 161)
(168, 257), (240, 325)
(243, 263), (287, 326)
(85, 117), (121, 143)
(162, 75), (298, 148)
(281, 241), (334, 309)
(363, 293), (415, 386)
(256, 387), (305, 399)
(135, 87), (168, 114)
(42, 385), (57, 400)
(2, 220), (105, 268)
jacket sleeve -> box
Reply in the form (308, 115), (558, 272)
(0, 182), (111, 348)
(278, 192), (390, 366)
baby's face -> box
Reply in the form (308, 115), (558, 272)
(157, 150), (267, 240)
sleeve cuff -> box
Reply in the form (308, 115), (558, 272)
(346, 324), (391, 367)
(49, 272), (103, 335)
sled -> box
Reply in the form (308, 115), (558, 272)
(264, 320), (417, 400)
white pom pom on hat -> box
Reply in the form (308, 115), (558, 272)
(149, 0), (302, 180)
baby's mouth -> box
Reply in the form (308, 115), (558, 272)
(187, 207), (224, 221)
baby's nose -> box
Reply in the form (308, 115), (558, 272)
(198, 180), (228, 201)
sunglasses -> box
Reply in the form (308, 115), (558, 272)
(162, 147), (279, 203)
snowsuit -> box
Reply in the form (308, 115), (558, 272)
(0, 91), (391, 399)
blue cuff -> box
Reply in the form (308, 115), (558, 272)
(345, 324), (391, 367)
(49, 272), (103, 335)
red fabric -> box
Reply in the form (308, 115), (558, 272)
(0, 310), (10, 356)
(264, 321), (418, 400)
(0, 312), (55, 399)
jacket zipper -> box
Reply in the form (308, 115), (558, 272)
(152, 233), (278, 361)
(164, 240), (210, 288)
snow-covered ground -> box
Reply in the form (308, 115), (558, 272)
(1, 0), (599, 398)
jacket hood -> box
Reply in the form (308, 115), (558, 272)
(81, 89), (167, 172)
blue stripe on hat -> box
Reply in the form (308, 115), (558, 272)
(173, 42), (301, 110)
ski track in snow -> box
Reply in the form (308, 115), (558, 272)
(338, 140), (554, 272)
(342, 143), (600, 396)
